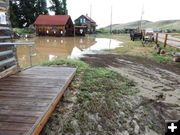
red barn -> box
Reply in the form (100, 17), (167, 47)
(34, 15), (74, 37)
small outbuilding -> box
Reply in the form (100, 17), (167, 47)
(34, 15), (74, 37)
(74, 14), (97, 35)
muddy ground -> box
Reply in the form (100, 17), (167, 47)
(81, 53), (180, 107)
(41, 53), (180, 135)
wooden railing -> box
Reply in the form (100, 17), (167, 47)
(155, 33), (180, 49)
(0, 42), (35, 78)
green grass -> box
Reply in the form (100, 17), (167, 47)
(98, 34), (180, 64)
(43, 58), (89, 73)
(145, 43), (180, 64)
(42, 58), (139, 134)
(13, 27), (35, 37)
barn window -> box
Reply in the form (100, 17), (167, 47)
(0, 12), (7, 24)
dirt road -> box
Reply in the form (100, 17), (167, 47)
(81, 53), (180, 110)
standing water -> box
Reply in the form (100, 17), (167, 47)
(16, 36), (122, 68)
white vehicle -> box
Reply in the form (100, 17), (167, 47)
(143, 28), (154, 43)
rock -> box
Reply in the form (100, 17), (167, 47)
(119, 131), (129, 135)
(132, 120), (140, 134)
(156, 47), (161, 54)
(97, 125), (103, 131)
(160, 49), (166, 55)
(174, 52), (180, 62)
(153, 45), (157, 50)
(155, 93), (166, 101)
(145, 126), (159, 135)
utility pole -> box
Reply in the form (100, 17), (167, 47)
(110, 6), (112, 34)
(90, 4), (92, 18)
(139, 4), (144, 32)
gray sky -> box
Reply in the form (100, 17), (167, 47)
(48, 0), (180, 28)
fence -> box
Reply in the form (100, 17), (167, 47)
(155, 33), (180, 49)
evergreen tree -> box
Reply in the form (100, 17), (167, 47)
(62, 0), (68, 14)
(49, 0), (68, 15)
(36, 0), (48, 15)
(9, 1), (21, 28)
(9, 0), (48, 28)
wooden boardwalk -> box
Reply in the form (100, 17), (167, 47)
(0, 66), (76, 135)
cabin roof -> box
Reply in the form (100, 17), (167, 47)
(84, 15), (96, 23)
(34, 15), (71, 26)
(75, 15), (97, 24)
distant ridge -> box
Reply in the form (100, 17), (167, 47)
(104, 20), (180, 30)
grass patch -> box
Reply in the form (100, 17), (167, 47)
(145, 43), (180, 64)
(43, 58), (89, 73)
(42, 58), (139, 134)
(13, 27), (35, 37)
(97, 34), (180, 64)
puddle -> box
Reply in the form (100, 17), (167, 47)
(16, 37), (122, 68)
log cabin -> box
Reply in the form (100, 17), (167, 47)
(34, 15), (74, 37)
(0, 0), (19, 79)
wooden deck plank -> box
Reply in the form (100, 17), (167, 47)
(0, 101), (49, 107)
(0, 105), (48, 112)
(0, 66), (76, 135)
(0, 91), (58, 96)
(0, 131), (25, 135)
(0, 115), (37, 124)
(0, 86), (59, 92)
(0, 122), (32, 131)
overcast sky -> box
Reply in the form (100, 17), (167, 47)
(48, 0), (180, 28)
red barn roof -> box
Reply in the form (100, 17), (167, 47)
(34, 15), (71, 25)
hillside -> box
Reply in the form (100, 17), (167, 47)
(105, 20), (180, 30)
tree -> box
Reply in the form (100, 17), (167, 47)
(36, 0), (48, 15)
(62, 0), (68, 14)
(49, 0), (68, 15)
(9, 1), (21, 28)
(9, 0), (48, 28)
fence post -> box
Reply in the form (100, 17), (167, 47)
(164, 34), (168, 48)
(156, 33), (158, 43)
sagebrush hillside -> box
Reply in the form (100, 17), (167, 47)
(105, 20), (180, 30)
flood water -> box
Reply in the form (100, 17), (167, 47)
(16, 36), (122, 68)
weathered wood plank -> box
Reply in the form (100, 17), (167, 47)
(0, 115), (37, 124)
(0, 36), (12, 39)
(0, 110), (43, 117)
(0, 86), (59, 92)
(0, 104), (49, 112)
(0, 50), (13, 57)
(0, 122), (32, 131)
(0, 57), (16, 67)
(0, 130), (25, 135)
(0, 65), (18, 79)
(0, 66), (76, 135)
(0, 100), (49, 107)
(0, 90), (58, 96)
(0, 26), (10, 30)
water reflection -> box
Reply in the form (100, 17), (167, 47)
(16, 37), (122, 68)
